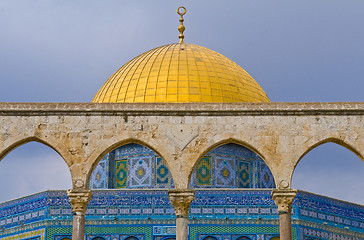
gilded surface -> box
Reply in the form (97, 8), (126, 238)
(92, 43), (270, 103)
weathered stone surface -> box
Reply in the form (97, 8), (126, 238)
(0, 102), (363, 189)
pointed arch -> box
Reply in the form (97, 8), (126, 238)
(188, 138), (275, 189)
(295, 137), (363, 171)
(0, 140), (72, 202)
(87, 138), (173, 189)
(0, 136), (70, 168)
(292, 139), (364, 204)
(188, 138), (272, 184)
(87, 138), (169, 181)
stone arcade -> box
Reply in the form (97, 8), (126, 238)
(1, 6), (364, 240)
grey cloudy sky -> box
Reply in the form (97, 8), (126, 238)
(0, 1), (364, 204)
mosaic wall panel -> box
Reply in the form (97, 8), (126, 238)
(129, 156), (152, 188)
(85, 234), (145, 240)
(257, 161), (275, 189)
(0, 228), (45, 240)
(1, 190), (364, 240)
(237, 160), (250, 188)
(90, 144), (173, 189)
(215, 157), (235, 187)
(84, 226), (152, 240)
(153, 226), (176, 236)
(189, 226), (284, 240)
(196, 157), (212, 186)
(115, 159), (128, 188)
(90, 143), (275, 190)
(298, 225), (363, 240)
(155, 158), (172, 187)
(90, 156), (109, 189)
(190, 144), (275, 189)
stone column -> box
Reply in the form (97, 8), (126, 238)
(168, 189), (195, 240)
(271, 189), (297, 240)
(67, 189), (93, 240)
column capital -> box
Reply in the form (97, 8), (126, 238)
(168, 189), (195, 218)
(67, 189), (93, 214)
(271, 189), (297, 214)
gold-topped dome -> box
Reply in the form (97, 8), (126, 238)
(92, 43), (270, 103)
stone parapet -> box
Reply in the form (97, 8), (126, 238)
(0, 102), (364, 116)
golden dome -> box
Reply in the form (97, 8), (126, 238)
(92, 43), (270, 103)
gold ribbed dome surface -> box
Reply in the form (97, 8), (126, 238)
(92, 43), (270, 103)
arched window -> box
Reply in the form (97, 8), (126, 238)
(202, 236), (218, 240)
(92, 237), (106, 240)
(124, 237), (139, 240)
(236, 237), (251, 240)
(61, 238), (71, 240)
(270, 237), (280, 240)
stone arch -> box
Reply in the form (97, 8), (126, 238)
(0, 136), (70, 168)
(0, 138), (72, 201)
(292, 137), (364, 182)
(187, 138), (275, 189)
(292, 138), (364, 203)
(188, 138), (275, 188)
(86, 138), (172, 189)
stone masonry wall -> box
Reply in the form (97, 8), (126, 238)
(0, 102), (363, 191)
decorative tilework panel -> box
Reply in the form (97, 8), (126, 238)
(189, 144), (275, 189)
(197, 157), (212, 185)
(153, 226), (176, 236)
(257, 161), (275, 189)
(1, 189), (364, 240)
(90, 155), (109, 189)
(115, 159), (127, 188)
(129, 156), (152, 188)
(215, 157), (235, 187)
(0, 228), (45, 240)
(155, 157), (171, 186)
(90, 144), (174, 189)
(237, 160), (250, 188)
(190, 226), (283, 240)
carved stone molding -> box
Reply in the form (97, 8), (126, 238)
(168, 189), (195, 218)
(271, 189), (297, 214)
(67, 189), (93, 214)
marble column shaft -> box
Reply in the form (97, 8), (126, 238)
(67, 190), (93, 240)
(168, 189), (195, 240)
